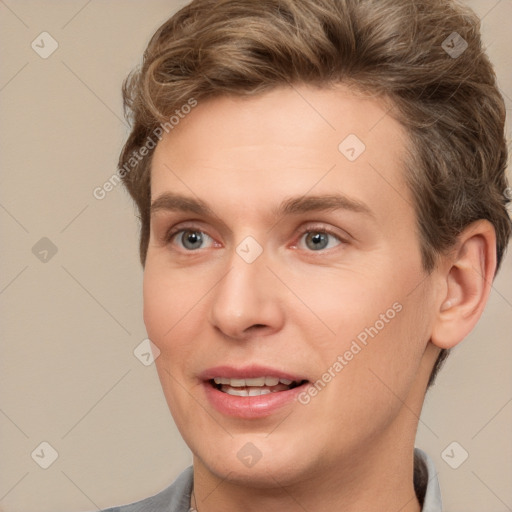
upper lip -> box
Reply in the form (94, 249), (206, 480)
(199, 365), (307, 382)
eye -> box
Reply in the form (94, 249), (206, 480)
(299, 229), (343, 251)
(171, 229), (215, 251)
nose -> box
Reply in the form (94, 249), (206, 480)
(208, 247), (286, 340)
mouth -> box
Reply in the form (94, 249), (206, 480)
(200, 366), (310, 418)
(209, 376), (308, 396)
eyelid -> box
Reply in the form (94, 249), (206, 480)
(165, 224), (219, 250)
(171, 230), (214, 249)
(164, 220), (212, 241)
(290, 222), (350, 249)
(163, 221), (350, 251)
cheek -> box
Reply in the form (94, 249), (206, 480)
(313, 298), (431, 448)
(338, 287), (433, 405)
(142, 267), (168, 344)
(297, 263), (431, 384)
(143, 262), (190, 349)
(287, 266), (401, 340)
(142, 260), (214, 371)
(143, 265), (203, 419)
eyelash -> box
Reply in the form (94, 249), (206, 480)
(164, 223), (348, 253)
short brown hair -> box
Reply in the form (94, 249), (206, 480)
(118, 0), (511, 388)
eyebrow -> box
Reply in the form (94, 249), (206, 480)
(150, 192), (374, 219)
(150, 193), (215, 216)
(275, 194), (374, 218)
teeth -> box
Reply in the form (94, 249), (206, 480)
(221, 386), (273, 396)
(214, 376), (304, 397)
(248, 388), (272, 396)
(213, 376), (296, 387)
(245, 377), (266, 386)
(224, 387), (249, 397)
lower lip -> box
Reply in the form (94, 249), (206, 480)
(203, 381), (307, 419)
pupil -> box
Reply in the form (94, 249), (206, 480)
(306, 232), (328, 250)
(183, 230), (203, 249)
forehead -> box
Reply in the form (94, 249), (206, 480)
(150, 84), (412, 222)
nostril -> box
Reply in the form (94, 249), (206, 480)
(247, 324), (268, 333)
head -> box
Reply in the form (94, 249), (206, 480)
(119, 0), (510, 489)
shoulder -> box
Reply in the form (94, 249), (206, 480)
(100, 466), (193, 512)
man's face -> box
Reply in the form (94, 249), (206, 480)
(144, 85), (438, 485)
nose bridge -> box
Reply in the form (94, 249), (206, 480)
(209, 242), (284, 338)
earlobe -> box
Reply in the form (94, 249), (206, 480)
(431, 220), (497, 350)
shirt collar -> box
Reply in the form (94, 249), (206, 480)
(414, 447), (443, 512)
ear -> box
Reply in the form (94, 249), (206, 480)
(431, 220), (497, 350)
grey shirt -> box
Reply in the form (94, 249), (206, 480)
(102, 448), (442, 512)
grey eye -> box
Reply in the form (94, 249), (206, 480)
(305, 232), (329, 250)
(180, 230), (204, 250)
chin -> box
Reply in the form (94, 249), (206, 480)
(193, 434), (319, 489)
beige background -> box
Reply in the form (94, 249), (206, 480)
(0, 1), (511, 511)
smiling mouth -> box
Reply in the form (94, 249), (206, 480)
(210, 377), (308, 396)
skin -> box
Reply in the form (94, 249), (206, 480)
(143, 84), (496, 512)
